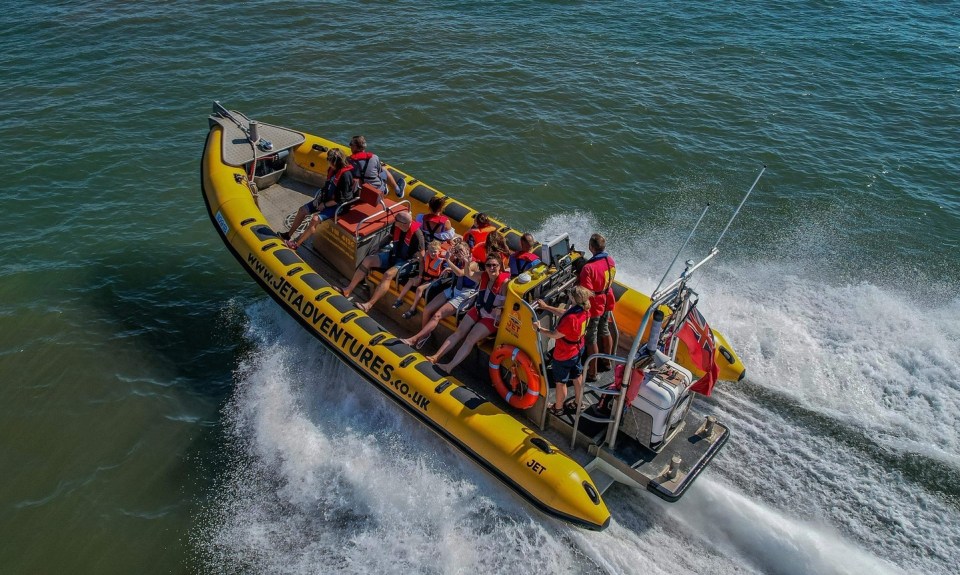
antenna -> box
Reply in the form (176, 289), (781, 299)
(712, 165), (766, 250)
(652, 203), (710, 297)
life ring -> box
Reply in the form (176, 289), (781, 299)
(488, 345), (541, 409)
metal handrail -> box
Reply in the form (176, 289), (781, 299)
(570, 353), (624, 449)
(608, 247), (721, 449)
(516, 295), (553, 429)
(353, 200), (412, 240)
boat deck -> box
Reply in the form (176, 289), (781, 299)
(254, 176), (728, 497)
(254, 179), (626, 461)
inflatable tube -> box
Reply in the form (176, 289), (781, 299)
(202, 125), (610, 531)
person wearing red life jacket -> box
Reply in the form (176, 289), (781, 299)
(394, 240), (447, 319)
(281, 148), (355, 249)
(481, 230), (510, 270)
(338, 210), (424, 312)
(579, 233), (617, 382)
(427, 255), (510, 374)
(508, 232), (542, 277)
(464, 213), (497, 262)
(348, 135), (406, 198)
(399, 240), (478, 350)
(535, 286), (592, 416)
(416, 196), (457, 243)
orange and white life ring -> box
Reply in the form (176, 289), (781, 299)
(488, 345), (541, 409)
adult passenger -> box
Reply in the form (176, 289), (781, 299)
(417, 196), (457, 243)
(535, 286), (592, 416)
(508, 232), (542, 277)
(339, 210), (424, 312)
(428, 254), (510, 374)
(348, 135), (406, 198)
(579, 233), (617, 382)
(281, 148), (354, 249)
(463, 213), (497, 262)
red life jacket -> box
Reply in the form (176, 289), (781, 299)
(349, 151), (377, 183)
(553, 304), (588, 361)
(509, 250), (541, 276)
(422, 213), (450, 243)
(422, 248), (447, 279)
(464, 226), (493, 247)
(580, 252), (617, 317)
(321, 165), (355, 203)
(474, 271), (510, 313)
(391, 220), (422, 260)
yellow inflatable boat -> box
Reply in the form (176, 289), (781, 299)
(201, 103), (747, 530)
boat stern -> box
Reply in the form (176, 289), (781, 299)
(588, 412), (729, 502)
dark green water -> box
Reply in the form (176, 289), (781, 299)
(2, 1), (957, 573)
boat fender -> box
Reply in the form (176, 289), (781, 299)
(488, 345), (542, 409)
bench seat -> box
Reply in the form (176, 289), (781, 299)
(335, 183), (401, 238)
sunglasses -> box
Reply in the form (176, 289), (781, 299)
(485, 263), (500, 269)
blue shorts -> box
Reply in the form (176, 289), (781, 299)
(552, 355), (583, 384)
(304, 201), (337, 222)
(446, 287), (478, 311)
(376, 251), (411, 271)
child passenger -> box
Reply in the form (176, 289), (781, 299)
(393, 240), (447, 319)
(534, 286), (592, 416)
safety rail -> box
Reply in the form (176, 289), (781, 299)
(570, 353), (626, 449)
(331, 193), (411, 238)
(517, 294), (553, 430)
(350, 200), (411, 240)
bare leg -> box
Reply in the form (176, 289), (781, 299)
(554, 382), (568, 410)
(405, 282), (430, 314)
(385, 170), (400, 195)
(395, 276), (419, 306)
(357, 267), (399, 311)
(436, 321), (492, 373)
(572, 375), (584, 409)
(342, 254), (378, 297)
(292, 214), (321, 248)
(420, 292), (447, 330)
(598, 335), (614, 369)
(401, 300), (453, 345)
(585, 341), (599, 381)
(426, 315), (476, 363)
(285, 206), (308, 236)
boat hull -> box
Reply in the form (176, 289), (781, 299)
(202, 126), (611, 530)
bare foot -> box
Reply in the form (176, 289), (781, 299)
(356, 301), (372, 312)
(435, 363), (451, 374)
(424, 355), (438, 363)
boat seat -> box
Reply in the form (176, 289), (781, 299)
(335, 183), (408, 239)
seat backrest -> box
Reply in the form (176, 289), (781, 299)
(335, 186), (407, 240)
(359, 183), (382, 208)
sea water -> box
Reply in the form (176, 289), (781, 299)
(1, 1), (957, 573)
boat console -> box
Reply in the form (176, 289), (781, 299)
(522, 233), (581, 307)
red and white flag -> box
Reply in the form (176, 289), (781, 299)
(677, 305), (719, 396)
